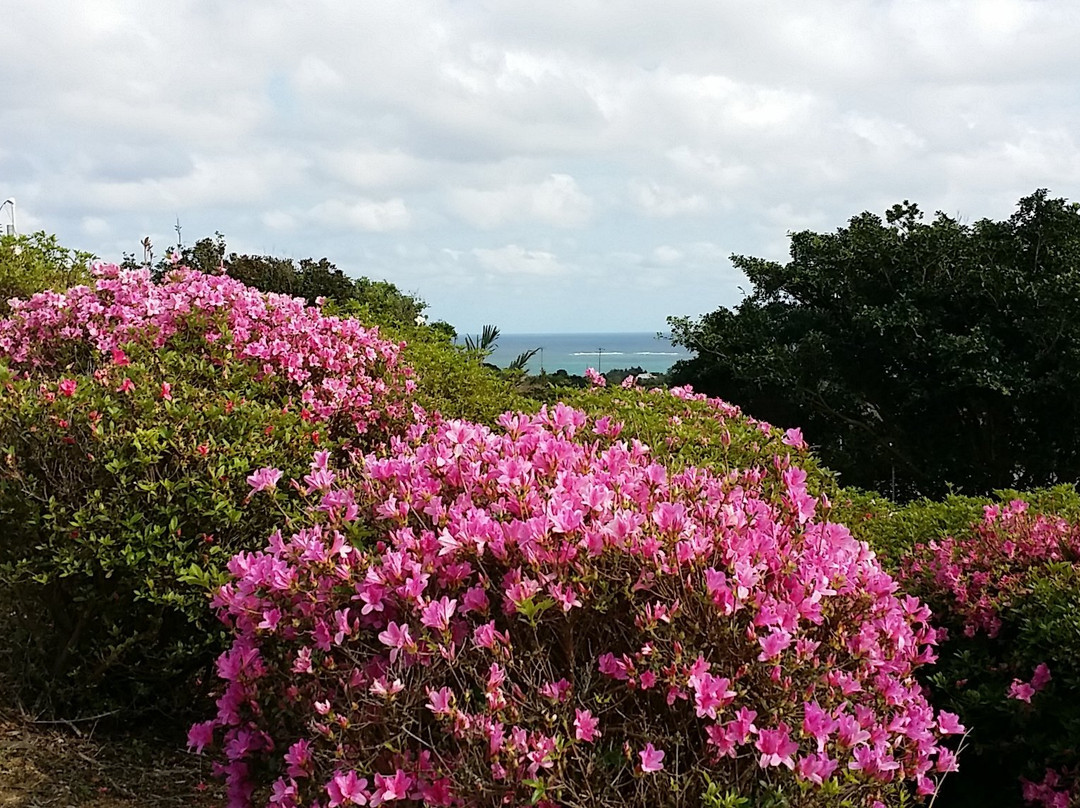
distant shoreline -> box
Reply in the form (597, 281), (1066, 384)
(476, 332), (691, 376)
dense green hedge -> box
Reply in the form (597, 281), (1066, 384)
(0, 344), (341, 715)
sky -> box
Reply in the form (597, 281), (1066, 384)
(2, 1), (1079, 334)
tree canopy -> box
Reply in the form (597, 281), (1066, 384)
(124, 232), (428, 330)
(669, 190), (1080, 499)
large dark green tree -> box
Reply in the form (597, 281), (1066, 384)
(669, 190), (1080, 499)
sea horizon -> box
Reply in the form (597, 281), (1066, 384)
(471, 331), (693, 377)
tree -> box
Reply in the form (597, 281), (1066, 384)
(669, 190), (1080, 499)
(123, 233), (428, 329)
(0, 232), (94, 313)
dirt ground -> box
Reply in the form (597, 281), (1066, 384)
(0, 706), (224, 808)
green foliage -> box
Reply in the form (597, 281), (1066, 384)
(0, 232), (94, 313)
(463, 323), (502, 357)
(507, 346), (541, 371)
(837, 484), (1080, 569)
(670, 190), (1080, 500)
(540, 385), (835, 497)
(127, 232), (428, 329)
(390, 324), (530, 425)
(895, 503), (1080, 806)
(0, 343), (358, 717)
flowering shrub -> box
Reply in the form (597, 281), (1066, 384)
(901, 501), (1080, 807)
(195, 403), (962, 807)
(534, 373), (834, 491)
(0, 262), (414, 433)
(0, 264), (412, 714)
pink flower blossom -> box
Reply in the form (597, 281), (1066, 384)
(937, 711), (965, 735)
(247, 467), (283, 493)
(1032, 662), (1052, 691)
(639, 743), (665, 772)
(187, 720), (214, 753)
(1008, 679), (1036, 703)
(756, 723), (798, 769)
(377, 622), (414, 663)
(373, 769), (414, 802)
(327, 770), (369, 806)
(420, 596), (457, 632)
(426, 687), (454, 716)
(796, 752), (838, 785)
(782, 427), (807, 449)
(574, 709), (600, 742)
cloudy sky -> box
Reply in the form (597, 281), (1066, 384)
(2, 1), (1079, 333)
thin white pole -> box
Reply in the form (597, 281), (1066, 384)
(1, 198), (15, 236)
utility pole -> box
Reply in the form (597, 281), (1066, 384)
(597, 346), (604, 372)
(1, 198), (15, 236)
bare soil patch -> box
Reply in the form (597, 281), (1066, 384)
(0, 707), (223, 808)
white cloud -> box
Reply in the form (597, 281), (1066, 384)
(472, 245), (568, 276)
(450, 174), (594, 228)
(651, 245), (683, 266)
(629, 180), (708, 217)
(80, 216), (110, 237)
(307, 198), (412, 232)
(2, 0), (1080, 331)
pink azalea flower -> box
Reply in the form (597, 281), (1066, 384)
(373, 769), (415, 802)
(549, 582), (583, 611)
(426, 686), (454, 716)
(802, 701), (838, 752)
(116, 377), (135, 393)
(756, 723), (798, 769)
(247, 466), (283, 493)
(937, 711), (965, 735)
(376, 621), (414, 663)
(639, 743), (665, 772)
(796, 752), (838, 785)
(539, 679), (571, 702)
(160, 381), (173, 400)
(574, 708), (600, 742)
(757, 629), (792, 661)
(420, 596), (457, 632)
(58, 378), (77, 397)
(327, 769), (369, 806)
(1008, 679), (1036, 703)
(1032, 662), (1052, 691)
(284, 739), (313, 778)
(782, 427), (807, 449)
(186, 720), (215, 753)
(257, 608), (281, 632)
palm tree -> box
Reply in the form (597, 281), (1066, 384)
(507, 346), (540, 372)
(464, 324), (501, 358)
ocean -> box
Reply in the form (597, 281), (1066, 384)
(475, 332), (692, 377)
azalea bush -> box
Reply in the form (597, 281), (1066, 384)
(837, 485), (1080, 569)
(0, 262), (413, 715)
(194, 398), (963, 808)
(900, 501), (1080, 808)
(549, 375), (834, 487)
